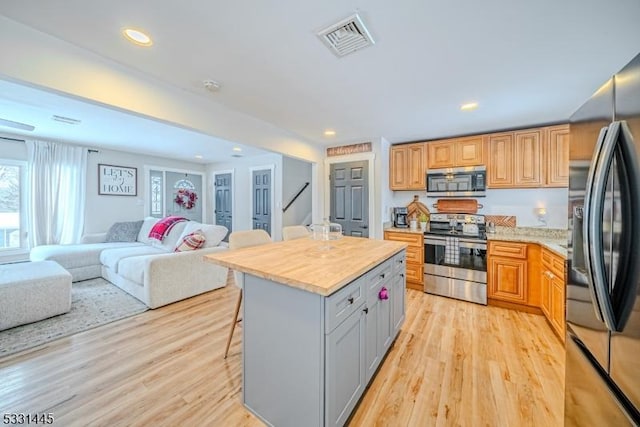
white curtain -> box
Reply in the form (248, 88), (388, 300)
(26, 140), (88, 246)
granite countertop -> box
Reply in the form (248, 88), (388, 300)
(204, 236), (407, 296)
(487, 227), (568, 259)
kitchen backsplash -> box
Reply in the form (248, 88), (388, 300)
(485, 215), (516, 227)
(389, 187), (568, 229)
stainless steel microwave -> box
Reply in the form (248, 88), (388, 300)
(426, 165), (486, 197)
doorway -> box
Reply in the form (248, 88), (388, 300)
(214, 172), (233, 242)
(251, 167), (273, 235)
(330, 160), (369, 237)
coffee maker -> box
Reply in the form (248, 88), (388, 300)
(393, 207), (409, 228)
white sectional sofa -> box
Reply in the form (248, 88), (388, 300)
(30, 218), (229, 309)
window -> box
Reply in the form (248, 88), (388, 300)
(0, 160), (27, 252)
(145, 167), (204, 222)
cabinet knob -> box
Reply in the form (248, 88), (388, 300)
(348, 297), (354, 304)
(400, 273), (405, 278)
(380, 273), (386, 279)
(363, 307), (369, 314)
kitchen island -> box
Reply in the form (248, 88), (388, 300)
(205, 236), (407, 427)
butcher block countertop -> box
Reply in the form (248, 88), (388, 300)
(204, 236), (407, 296)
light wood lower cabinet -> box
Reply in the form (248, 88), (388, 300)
(488, 241), (566, 343)
(384, 230), (423, 291)
(488, 242), (528, 304)
(541, 248), (566, 342)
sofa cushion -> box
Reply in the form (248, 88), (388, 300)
(30, 242), (143, 270)
(150, 221), (188, 252)
(118, 255), (147, 285)
(179, 222), (228, 248)
(105, 220), (144, 242)
(100, 245), (166, 272)
(137, 217), (160, 244)
(174, 230), (206, 252)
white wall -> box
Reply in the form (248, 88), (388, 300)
(282, 156), (312, 227)
(86, 148), (206, 233)
(389, 187), (568, 229)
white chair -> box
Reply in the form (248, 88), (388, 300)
(282, 225), (311, 241)
(224, 229), (272, 359)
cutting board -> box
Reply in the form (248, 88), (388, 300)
(406, 195), (430, 220)
(434, 199), (480, 214)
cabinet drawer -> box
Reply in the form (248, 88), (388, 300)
(325, 276), (366, 334)
(405, 263), (423, 284)
(542, 248), (565, 279)
(392, 251), (406, 274)
(405, 246), (423, 263)
(384, 231), (422, 247)
(489, 241), (528, 259)
(366, 258), (393, 302)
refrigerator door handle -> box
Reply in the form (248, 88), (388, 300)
(586, 122), (619, 331)
(583, 126), (610, 323)
(611, 121), (640, 331)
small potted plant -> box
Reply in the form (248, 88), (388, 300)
(419, 212), (429, 232)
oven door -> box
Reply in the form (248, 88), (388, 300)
(424, 235), (488, 304)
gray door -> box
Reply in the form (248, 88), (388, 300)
(252, 169), (271, 235)
(214, 173), (232, 242)
(330, 161), (369, 237)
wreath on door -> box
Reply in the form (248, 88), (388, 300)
(174, 188), (198, 210)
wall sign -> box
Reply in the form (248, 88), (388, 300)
(326, 142), (372, 157)
(98, 164), (137, 196)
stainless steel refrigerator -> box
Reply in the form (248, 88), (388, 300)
(566, 52), (640, 426)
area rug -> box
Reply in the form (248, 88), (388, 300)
(0, 278), (148, 357)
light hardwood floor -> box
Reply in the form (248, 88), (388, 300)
(0, 278), (565, 426)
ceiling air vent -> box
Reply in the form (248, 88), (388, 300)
(317, 13), (375, 57)
(0, 117), (35, 131)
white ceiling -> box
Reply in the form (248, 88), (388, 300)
(1, 0), (640, 160)
(0, 79), (268, 163)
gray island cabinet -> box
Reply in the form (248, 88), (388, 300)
(205, 236), (407, 427)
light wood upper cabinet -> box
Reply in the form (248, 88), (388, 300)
(427, 137), (484, 169)
(514, 130), (542, 187)
(545, 125), (570, 187)
(391, 123), (569, 190)
(456, 136), (485, 166)
(407, 144), (426, 188)
(487, 133), (514, 188)
(389, 143), (426, 190)
(427, 140), (455, 169)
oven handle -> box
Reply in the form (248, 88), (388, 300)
(424, 237), (486, 250)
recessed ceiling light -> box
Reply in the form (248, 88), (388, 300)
(232, 147), (242, 152)
(194, 155), (203, 159)
(460, 102), (479, 111)
(324, 129), (336, 137)
(123, 28), (153, 46)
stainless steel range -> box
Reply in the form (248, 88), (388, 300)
(423, 213), (487, 304)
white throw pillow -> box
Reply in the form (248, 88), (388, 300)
(151, 221), (188, 252)
(178, 222), (228, 248)
(137, 217), (160, 244)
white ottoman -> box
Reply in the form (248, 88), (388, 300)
(0, 261), (72, 331)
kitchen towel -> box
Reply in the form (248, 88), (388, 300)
(445, 236), (460, 265)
